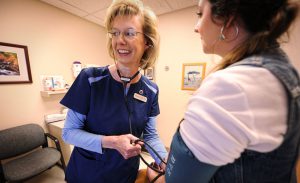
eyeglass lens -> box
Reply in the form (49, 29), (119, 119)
(109, 29), (143, 40)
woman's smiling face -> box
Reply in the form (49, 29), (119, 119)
(111, 15), (147, 67)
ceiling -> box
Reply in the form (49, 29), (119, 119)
(40, 0), (198, 27)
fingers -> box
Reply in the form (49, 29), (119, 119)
(116, 134), (142, 159)
(160, 161), (167, 171)
(135, 140), (144, 147)
(123, 149), (141, 159)
(147, 166), (166, 183)
(160, 157), (168, 171)
(123, 146), (141, 159)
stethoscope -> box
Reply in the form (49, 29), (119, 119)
(116, 67), (167, 183)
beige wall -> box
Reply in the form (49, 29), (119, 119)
(0, 1), (299, 148)
(0, 0), (111, 130)
(155, 6), (300, 146)
(156, 6), (221, 146)
(282, 14), (300, 69)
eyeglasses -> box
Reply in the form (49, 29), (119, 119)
(108, 29), (144, 40)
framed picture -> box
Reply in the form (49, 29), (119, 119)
(181, 63), (206, 91)
(144, 67), (154, 80)
(0, 42), (32, 84)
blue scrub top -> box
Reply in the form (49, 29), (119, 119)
(60, 66), (160, 183)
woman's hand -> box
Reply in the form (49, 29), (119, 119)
(146, 164), (166, 183)
(102, 134), (143, 159)
(159, 155), (168, 171)
(160, 160), (167, 171)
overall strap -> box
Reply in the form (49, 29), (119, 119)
(230, 48), (300, 142)
(229, 48), (300, 149)
(230, 48), (300, 100)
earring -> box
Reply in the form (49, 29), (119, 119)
(233, 24), (239, 40)
(219, 26), (226, 41)
(219, 24), (239, 41)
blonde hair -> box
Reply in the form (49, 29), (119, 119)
(104, 0), (159, 69)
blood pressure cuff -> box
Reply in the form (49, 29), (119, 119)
(165, 129), (219, 183)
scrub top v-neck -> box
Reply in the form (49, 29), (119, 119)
(60, 66), (160, 183)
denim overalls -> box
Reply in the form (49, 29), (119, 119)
(211, 47), (300, 183)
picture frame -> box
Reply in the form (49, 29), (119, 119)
(0, 42), (32, 84)
(181, 63), (206, 91)
(144, 67), (154, 80)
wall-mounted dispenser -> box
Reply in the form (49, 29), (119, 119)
(72, 61), (82, 78)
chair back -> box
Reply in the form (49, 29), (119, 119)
(0, 124), (46, 160)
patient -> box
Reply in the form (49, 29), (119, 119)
(149, 0), (300, 183)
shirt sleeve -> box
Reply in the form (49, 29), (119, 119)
(180, 72), (255, 166)
(60, 69), (91, 115)
(148, 81), (160, 117)
(143, 116), (168, 164)
(180, 66), (287, 166)
(62, 109), (104, 153)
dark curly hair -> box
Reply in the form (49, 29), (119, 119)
(209, 0), (299, 70)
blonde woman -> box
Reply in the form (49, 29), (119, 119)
(60, 0), (167, 182)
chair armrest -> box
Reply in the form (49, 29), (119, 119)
(44, 133), (66, 171)
(45, 132), (58, 142)
(45, 133), (61, 150)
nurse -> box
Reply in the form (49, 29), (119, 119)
(60, 0), (167, 182)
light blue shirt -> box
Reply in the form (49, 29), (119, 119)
(62, 109), (168, 164)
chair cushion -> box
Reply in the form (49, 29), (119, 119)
(0, 124), (46, 159)
(3, 147), (61, 181)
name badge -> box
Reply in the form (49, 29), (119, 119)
(134, 93), (147, 103)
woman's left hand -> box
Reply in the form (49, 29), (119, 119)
(146, 163), (166, 183)
(102, 134), (143, 159)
